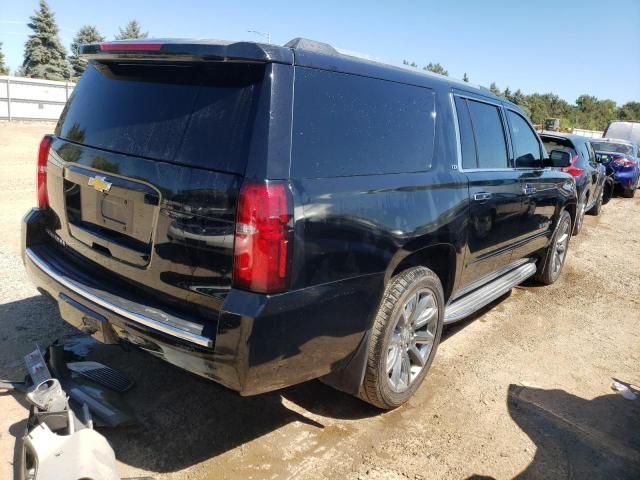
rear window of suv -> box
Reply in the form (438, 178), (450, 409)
(291, 68), (436, 178)
(55, 62), (265, 174)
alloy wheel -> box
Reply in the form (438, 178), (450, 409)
(551, 218), (570, 277)
(386, 289), (438, 393)
(575, 201), (586, 232)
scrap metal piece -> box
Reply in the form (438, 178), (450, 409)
(25, 379), (67, 412)
(67, 361), (134, 393)
(24, 422), (119, 480)
(24, 347), (51, 387)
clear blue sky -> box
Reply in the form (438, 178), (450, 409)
(1, 0), (638, 104)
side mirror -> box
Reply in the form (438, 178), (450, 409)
(543, 149), (572, 168)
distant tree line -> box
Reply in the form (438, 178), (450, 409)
(1, 1), (636, 131)
(404, 60), (639, 130)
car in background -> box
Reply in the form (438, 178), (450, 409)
(604, 120), (640, 148)
(540, 133), (609, 233)
(590, 138), (640, 198)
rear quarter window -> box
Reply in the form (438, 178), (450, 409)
(291, 68), (436, 178)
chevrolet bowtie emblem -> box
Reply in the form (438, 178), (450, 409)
(87, 175), (112, 193)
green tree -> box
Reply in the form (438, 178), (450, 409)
(462, 72), (469, 82)
(489, 82), (501, 96)
(69, 25), (105, 79)
(0, 43), (9, 75)
(22, 0), (70, 80)
(618, 101), (640, 121)
(424, 62), (448, 76)
(510, 89), (530, 116)
(115, 20), (148, 40)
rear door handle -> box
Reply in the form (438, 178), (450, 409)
(473, 192), (492, 201)
(523, 184), (537, 195)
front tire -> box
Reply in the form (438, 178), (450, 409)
(535, 210), (572, 285)
(622, 187), (636, 198)
(358, 267), (444, 409)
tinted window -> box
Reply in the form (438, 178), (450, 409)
(586, 143), (597, 167)
(578, 142), (591, 167)
(291, 68), (435, 178)
(454, 97), (477, 169)
(542, 138), (576, 159)
(56, 62), (265, 173)
(591, 141), (634, 155)
(507, 110), (542, 168)
(466, 100), (509, 169)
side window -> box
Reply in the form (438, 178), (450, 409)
(586, 143), (597, 167)
(506, 110), (542, 168)
(576, 143), (589, 167)
(291, 68), (436, 178)
(466, 100), (509, 169)
(454, 96), (477, 169)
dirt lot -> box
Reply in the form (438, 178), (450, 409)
(0, 121), (639, 480)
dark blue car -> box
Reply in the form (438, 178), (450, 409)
(591, 138), (640, 198)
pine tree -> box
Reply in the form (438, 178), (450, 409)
(489, 82), (501, 96)
(0, 43), (9, 75)
(115, 20), (148, 40)
(462, 72), (469, 83)
(69, 25), (105, 79)
(424, 62), (449, 76)
(22, 0), (70, 80)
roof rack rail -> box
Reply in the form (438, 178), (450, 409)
(284, 37), (339, 55)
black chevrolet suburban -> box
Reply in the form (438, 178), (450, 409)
(22, 38), (577, 409)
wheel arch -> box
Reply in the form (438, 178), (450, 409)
(564, 202), (577, 230)
(386, 243), (457, 303)
(321, 242), (458, 397)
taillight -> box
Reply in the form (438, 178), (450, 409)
(37, 135), (53, 209)
(233, 180), (293, 294)
(612, 157), (635, 168)
(561, 154), (584, 177)
(99, 42), (163, 51)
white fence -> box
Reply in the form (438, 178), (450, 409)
(0, 75), (75, 121)
(571, 128), (603, 138)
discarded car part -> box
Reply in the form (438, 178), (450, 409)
(67, 361), (134, 393)
(43, 341), (135, 427)
(23, 422), (119, 480)
(24, 346), (52, 387)
(13, 342), (143, 480)
(26, 378), (67, 412)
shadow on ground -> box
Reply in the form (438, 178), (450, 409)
(1, 289), (521, 474)
(467, 382), (640, 479)
(6, 335), (382, 473)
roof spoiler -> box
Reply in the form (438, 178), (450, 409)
(80, 39), (294, 64)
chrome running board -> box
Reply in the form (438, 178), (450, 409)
(444, 261), (537, 324)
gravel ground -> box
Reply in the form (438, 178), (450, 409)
(0, 121), (639, 480)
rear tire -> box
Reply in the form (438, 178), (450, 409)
(535, 210), (571, 285)
(622, 187), (636, 198)
(358, 267), (444, 410)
